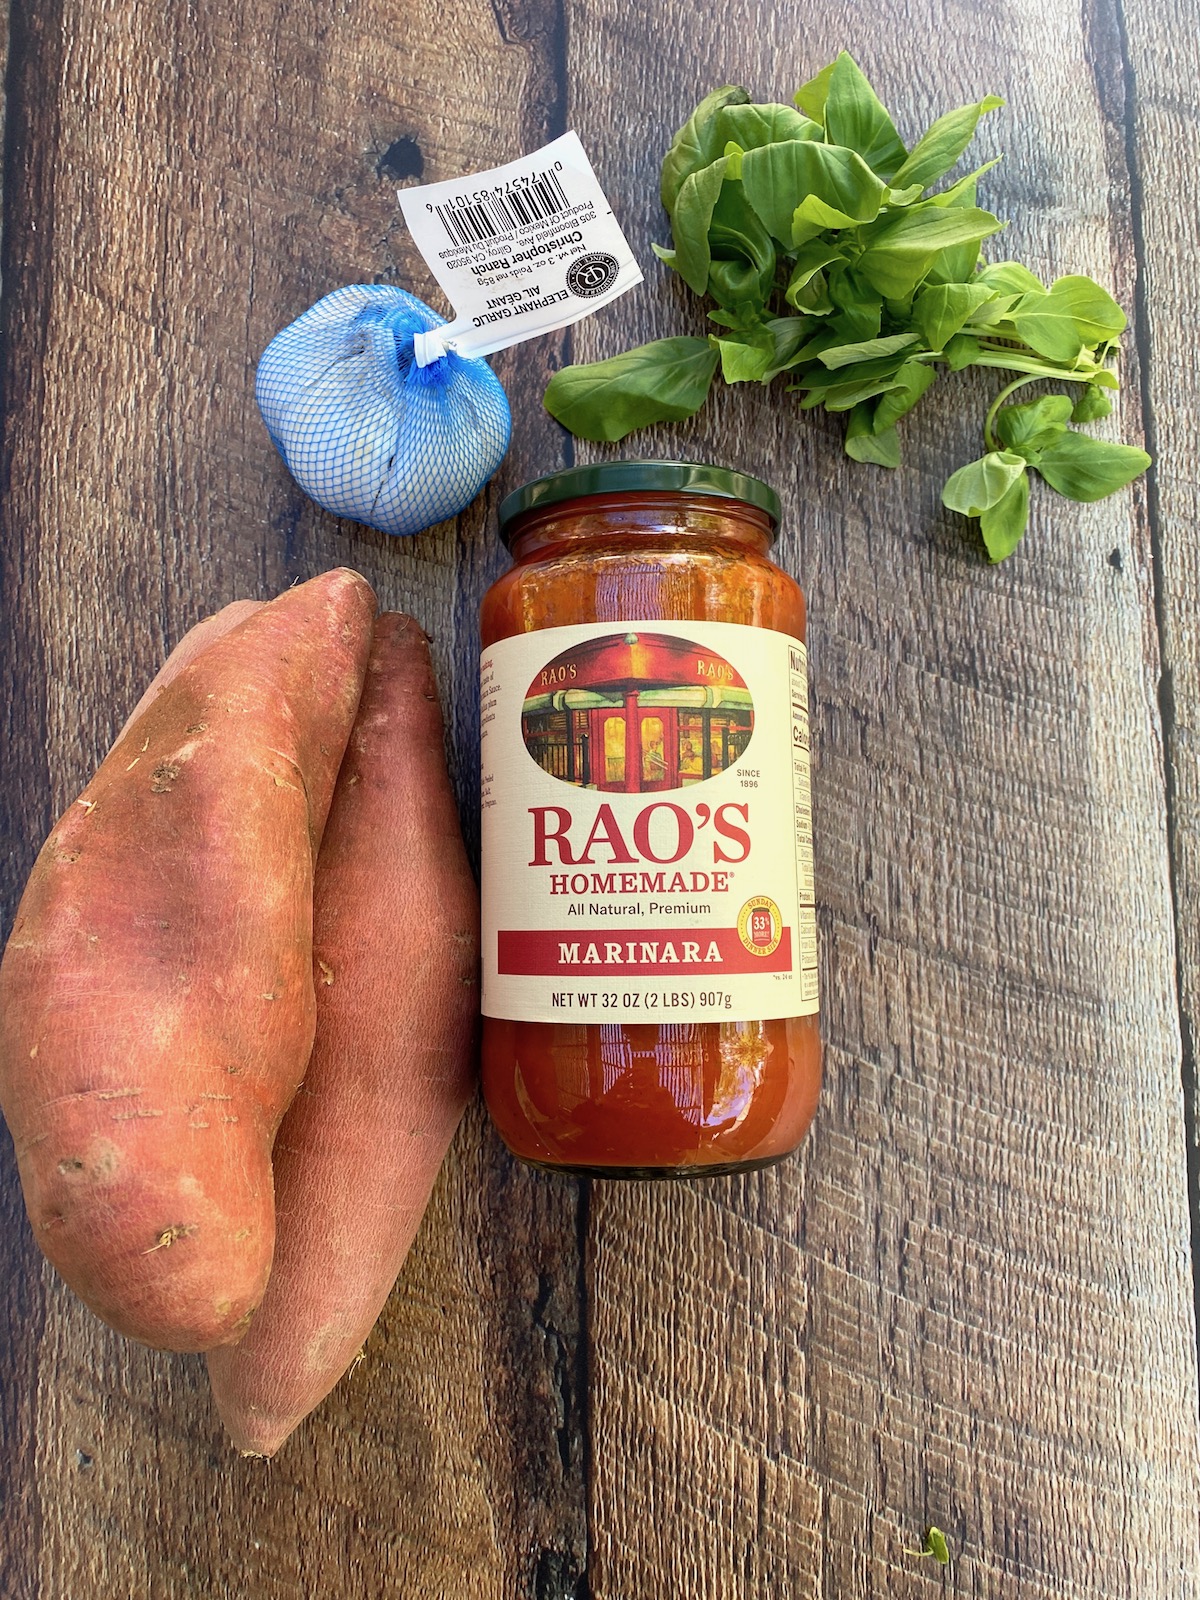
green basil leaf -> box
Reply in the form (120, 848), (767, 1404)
(975, 260), (1044, 296)
(669, 157), (728, 294)
(891, 96), (1003, 191)
(714, 102), (822, 152)
(778, 329), (845, 368)
(873, 358), (937, 429)
(925, 1530), (951, 1567)
(787, 268), (835, 315)
(966, 291), (1020, 327)
(708, 177), (776, 305)
(942, 449), (1026, 515)
(912, 282), (997, 350)
(740, 140), (885, 246)
(760, 315), (821, 377)
(785, 242), (846, 305)
(884, 293), (918, 323)
(1008, 276), (1126, 362)
(924, 246), (987, 288)
(924, 158), (1001, 208)
(857, 206), (1003, 298)
(661, 86), (750, 211)
(1033, 431), (1150, 500)
(994, 393), (1073, 458)
(818, 331), (921, 369)
(1071, 383), (1114, 423)
(979, 468), (1030, 561)
(1006, 291), (1082, 361)
(917, 173), (990, 285)
(714, 328), (776, 383)
(794, 59), (837, 125)
(943, 333), (982, 370)
(845, 403), (901, 466)
(706, 306), (756, 330)
(859, 199), (1002, 255)
(823, 52), (908, 179)
(799, 373), (908, 411)
(793, 352), (910, 410)
(790, 194), (864, 245)
(793, 349), (906, 391)
(543, 338), (719, 442)
(884, 182), (926, 206)
(706, 259), (764, 309)
(826, 269), (883, 341)
(723, 143), (744, 179)
(1047, 275), (1127, 341)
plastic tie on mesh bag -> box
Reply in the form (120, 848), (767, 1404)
(256, 285), (511, 538)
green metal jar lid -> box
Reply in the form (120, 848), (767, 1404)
(497, 459), (781, 543)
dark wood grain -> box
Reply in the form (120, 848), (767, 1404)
(568, 2), (1200, 1595)
(1, 4), (63, 1591)
(1, 0), (1198, 1596)
(1118, 0), (1200, 1343)
(0, 2), (586, 1597)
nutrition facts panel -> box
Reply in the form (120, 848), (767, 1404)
(789, 639), (819, 1009)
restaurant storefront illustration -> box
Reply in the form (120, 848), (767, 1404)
(521, 631), (754, 794)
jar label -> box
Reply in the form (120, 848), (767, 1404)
(481, 621), (818, 1024)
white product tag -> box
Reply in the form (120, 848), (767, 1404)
(397, 132), (643, 365)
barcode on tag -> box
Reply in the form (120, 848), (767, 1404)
(434, 167), (570, 246)
(398, 131), (643, 363)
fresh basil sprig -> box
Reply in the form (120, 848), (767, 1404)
(905, 1526), (951, 1565)
(543, 53), (1150, 561)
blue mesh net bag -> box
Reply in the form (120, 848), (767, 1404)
(256, 285), (511, 538)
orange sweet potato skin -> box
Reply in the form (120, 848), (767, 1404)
(207, 613), (479, 1453)
(118, 600), (263, 740)
(0, 570), (376, 1351)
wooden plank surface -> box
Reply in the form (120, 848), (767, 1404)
(0, 0), (1198, 1596)
(570, 4), (1200, 1594)
(1121, 0), (1200, 1343)
(0, 2), (587, 1597)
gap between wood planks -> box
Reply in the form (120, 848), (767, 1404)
(1108, 0), (1200, 1372)
(571, 1174), (594, 1600)
(546, 8), (592, 1598)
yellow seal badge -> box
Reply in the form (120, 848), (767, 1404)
(737, 895), (783, 958)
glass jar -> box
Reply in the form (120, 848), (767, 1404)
(479, 460), (820, 1178)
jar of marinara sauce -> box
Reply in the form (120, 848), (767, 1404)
(479, 460), (819, 1178)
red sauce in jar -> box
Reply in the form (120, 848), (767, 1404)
(480, 461), (820, 1177)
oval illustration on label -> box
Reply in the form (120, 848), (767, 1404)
(520, 630), (754, 793)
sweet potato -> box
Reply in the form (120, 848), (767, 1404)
(206, 613), (479, 1454)
(0, 569), (376, 1351)
(119, 600), (263, 738)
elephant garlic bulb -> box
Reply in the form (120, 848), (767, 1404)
(256, 285), (511, 538)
